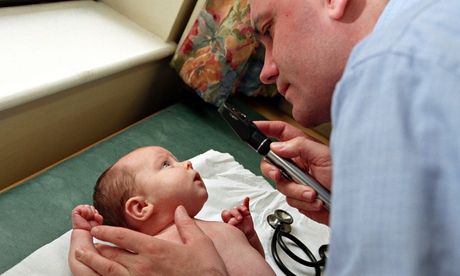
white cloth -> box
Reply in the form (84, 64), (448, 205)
(4, 150), (330, 275)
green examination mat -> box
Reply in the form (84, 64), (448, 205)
(0, 94), (270, 273)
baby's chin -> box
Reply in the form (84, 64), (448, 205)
(189, 194), (208, 217)
(202, 192), (209, 205)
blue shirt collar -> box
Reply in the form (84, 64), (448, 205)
(374, 0), (419, 30)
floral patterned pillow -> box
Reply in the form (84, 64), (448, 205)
(170, 0), (277, 106)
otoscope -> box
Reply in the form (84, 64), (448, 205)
(218, 102), (331, 211)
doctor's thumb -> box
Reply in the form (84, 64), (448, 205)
(175, 205), (212, 245)
(270, 142), (286, 151)
(270, 142), (295, 158)
(270, 138), (311, 159)
(175, 205), (191, 222)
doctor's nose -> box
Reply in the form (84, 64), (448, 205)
(181, 161), (193, 170)
(259, 50), (279, 84)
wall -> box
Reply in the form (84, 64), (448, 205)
(101, 0), (197, 42)
(0, 60), (183, 190)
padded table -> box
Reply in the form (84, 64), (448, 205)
(0, 94), (271, 273)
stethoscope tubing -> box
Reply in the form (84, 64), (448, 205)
(268, 209), (328, 276)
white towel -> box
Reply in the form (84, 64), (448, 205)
(4, 150), (330, 275)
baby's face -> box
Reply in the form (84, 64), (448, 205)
(120, 146), (208, 217)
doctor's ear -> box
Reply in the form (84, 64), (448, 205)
(125, 196), (154, 221)
(326, 0), (348, 20)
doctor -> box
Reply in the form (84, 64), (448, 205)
(75, 0), (460, 274)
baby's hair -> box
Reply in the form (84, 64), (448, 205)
(93, 162), (137, 229)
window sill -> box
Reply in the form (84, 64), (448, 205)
(0, 0), (176, 112)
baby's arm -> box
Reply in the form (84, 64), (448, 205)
(221, 197), (265, 256)
(68, 205), (103, 275)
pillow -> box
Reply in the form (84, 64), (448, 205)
(170, 0), (277, 106)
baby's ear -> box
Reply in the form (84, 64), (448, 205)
(125, 196), (154, 221)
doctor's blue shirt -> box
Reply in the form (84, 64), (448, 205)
(328, 0), (460, 275)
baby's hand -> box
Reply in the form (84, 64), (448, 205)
(71, 205), (103, 231)
(221, 197), (256, 238)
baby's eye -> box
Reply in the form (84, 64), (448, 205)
(162, 162), (170, 169)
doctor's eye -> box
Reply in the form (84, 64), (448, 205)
(264, 27), (272, 38)
(263, 24), (273, 39)
(162, 162), (170, 169)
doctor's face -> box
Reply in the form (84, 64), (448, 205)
(250, 0), (350, 127)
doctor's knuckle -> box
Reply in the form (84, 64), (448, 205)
(143, 242), (157, 253)
(112, 231), (127, 242)
(104, 262), (119, 275)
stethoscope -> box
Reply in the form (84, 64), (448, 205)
(267, 209), (328, 276)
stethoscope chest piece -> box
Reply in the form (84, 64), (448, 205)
(267, 209), (293, 233)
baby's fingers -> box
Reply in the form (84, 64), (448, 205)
(79, 205), (95, 219)
(89, 213), (103, 228)
(226, 217), (241, 226)
(93, 213), (103, 225)
(221, 209), (243, 223)
(229, 208), (243, 220)
(243, 197), (250, 210)
(221, 210), (232, 223)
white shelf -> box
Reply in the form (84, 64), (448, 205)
(0, 0), (176, 111)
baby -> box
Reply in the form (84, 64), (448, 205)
(69, 146), (275, 275)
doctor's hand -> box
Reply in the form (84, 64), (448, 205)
(75, 206), (228, 276)
(254, 121), (332, 225)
